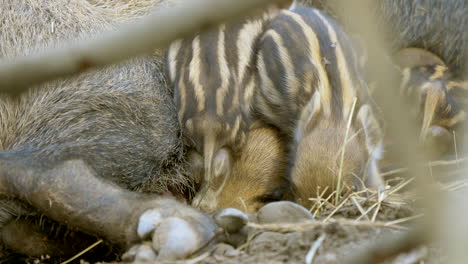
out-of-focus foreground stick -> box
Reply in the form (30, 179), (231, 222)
(0, 0), (290, 96)
(324, 0), (439, 263)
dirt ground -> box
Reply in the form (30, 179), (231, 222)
(179, 189), (436, 264)
(49, 171), (465, 264)
(77, 226), (443, 264)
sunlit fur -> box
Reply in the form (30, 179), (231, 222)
(290, 119), (367, 208)
(216, 126), (288, 212)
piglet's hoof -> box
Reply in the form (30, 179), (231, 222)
(257, 201), (314, 224)
(131, 199), (217, 261)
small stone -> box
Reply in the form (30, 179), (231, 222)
(213, 208), (248, 233)
(137, 209), (162, 239)
(257, 201), (314, 224)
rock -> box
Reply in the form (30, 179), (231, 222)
(257, 201), (314, 224)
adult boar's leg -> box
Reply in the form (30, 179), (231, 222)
(1, 216), (101, 258)
(0, 156), (217, 259)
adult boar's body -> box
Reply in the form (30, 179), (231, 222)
(300, 0), (468, 77)
(0, 0), (205, 261)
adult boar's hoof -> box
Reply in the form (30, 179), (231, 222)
(126, 205), (253, 261)
(132, 199), (217, 261)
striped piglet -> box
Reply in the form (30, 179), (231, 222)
(255, 7), (384, 207)
(165, 1), (294, 212)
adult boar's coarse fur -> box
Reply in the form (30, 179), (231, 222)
(376, 0), (468, 158)
(0, 0), (187, 194)
(0, 0), (214, 261)
(299, 0), (468, 78)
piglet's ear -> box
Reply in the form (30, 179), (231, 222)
(295, 91), (321, 142)
(356, 105), (385, 189)
(213, 148), (232, 179)
(356, 104), (383, 159)
(394, 47), (446, 69)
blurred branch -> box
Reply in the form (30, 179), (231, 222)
(439, 59), (468, 264)
(0, 0), (289, 96)
(323, 0), (439, 263)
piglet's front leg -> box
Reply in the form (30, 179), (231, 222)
(0, 158), (217, 260)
